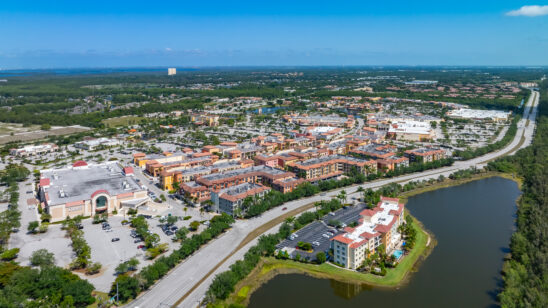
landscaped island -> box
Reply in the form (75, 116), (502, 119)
(206, 194), (432, 307)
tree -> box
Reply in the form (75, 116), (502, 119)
(316, 252), (327, 264)
(189, 220), (200, 231)
(175, 227), (189, 240)
(41, 123), (51, 131)
(27, 221), (39, 233)
(144, 233), (160, 248)
(115, 262), (129, 274)
(110, 274), (141, 302)
(337, 190), (347, 205)
(30, 249), (55, 267)
(127, 257), (139, 271)
(166, 215), (177, 226)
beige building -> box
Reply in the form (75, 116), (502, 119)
(38, 161), (149, 222)
(331, 197), (405, 269)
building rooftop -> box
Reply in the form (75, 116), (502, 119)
(337, 197), (403, 245)
(41, 162), (142, 206)
(199, 165), (287, 182)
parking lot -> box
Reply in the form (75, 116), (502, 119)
(81, 213), (196, 292)
(277, 203), (368, 261)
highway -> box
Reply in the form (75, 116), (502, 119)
(127, 90), (539, 308)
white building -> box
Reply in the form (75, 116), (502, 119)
(74, 137), (121, 150)
(388, 120), (435, 141)
(168, 68), (177, 76)
(331, 197), (405, 269)
(10, 143), (59, 157)
(446, 108), (511, 122)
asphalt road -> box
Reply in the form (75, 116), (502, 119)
(126, 90), (539, 308)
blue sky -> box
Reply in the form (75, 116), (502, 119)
(0, 1), (547, 68)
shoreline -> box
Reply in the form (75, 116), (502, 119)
(217, 172), (518, 307)
(221, 214), (433, 307)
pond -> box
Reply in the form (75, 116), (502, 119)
(248, 177), (520, 308)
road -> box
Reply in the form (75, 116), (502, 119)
(127, 90), (539, 308)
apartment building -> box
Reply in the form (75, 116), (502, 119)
(350, 143), (397, 160)
(282, 113), (355, 128)
(210, 182), (271, 216)
(287, 155), (377, 182)
(180, 165), (302, 203)
(331, 197), (405, 269)
(190, 113), (220, 126)
(133, 151), (215, 176)
(350, 143), (408, 172)
(160, 160), (251, 190)
(404, 148), (447, 163)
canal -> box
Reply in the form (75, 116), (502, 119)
(248, 177), (520, 308)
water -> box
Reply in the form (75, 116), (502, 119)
(248, 177), (520, 308)
(392, 249), (403, 260)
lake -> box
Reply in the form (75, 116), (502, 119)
(248, 177), (520, 308)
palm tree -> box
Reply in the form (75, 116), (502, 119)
(338, 190), (347, 205)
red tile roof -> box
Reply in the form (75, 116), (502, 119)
(72, 160), (88, 167)
(39, 178), (50, 187)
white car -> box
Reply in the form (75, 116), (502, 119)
(322, 234), (330, 238)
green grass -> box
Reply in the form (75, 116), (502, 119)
(87, 291), (109, 308)
(101, 115), (144, 127)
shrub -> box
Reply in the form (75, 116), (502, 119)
(0, 248), (20, 261)
(86, 262), (102, 275)
(38, 223), (48, 233)
(189, 220), (200, 231)
(27, 221), (39, 233)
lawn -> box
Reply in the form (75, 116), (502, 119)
(101, 115), (144, 127)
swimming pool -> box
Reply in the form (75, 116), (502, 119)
(393, 249), (404, 260)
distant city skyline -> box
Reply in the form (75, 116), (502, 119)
(1, 1), (547, 69)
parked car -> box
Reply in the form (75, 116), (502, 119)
(137, 244), (145, 249)
(121, 221), (130, 225)
(166, 231), (173, 236)
(105, 229), (113, 232)
(322, 234), (330, 238)
(133, 239), (142, 243)
(313, 241), (320, 246)
(111, 238), (120, 242)
(282, 207), (287, 211)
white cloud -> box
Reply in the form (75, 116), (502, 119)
(506, 5), (548, 17)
